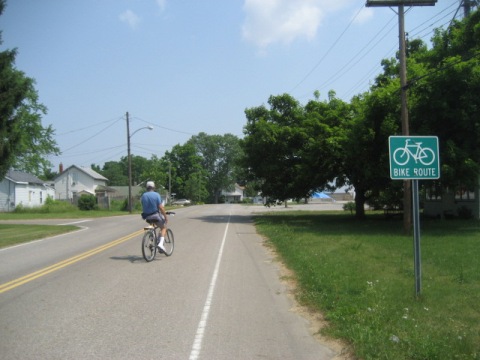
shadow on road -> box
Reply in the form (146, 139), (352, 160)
(188, 214), (253, 224)
(110, 255), (146, 263)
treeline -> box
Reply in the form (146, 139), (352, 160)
(92, 132), (243, 204)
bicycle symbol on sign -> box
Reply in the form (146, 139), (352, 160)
(392, 139), (436, 166)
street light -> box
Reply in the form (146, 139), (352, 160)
(126, 112), (153, 213)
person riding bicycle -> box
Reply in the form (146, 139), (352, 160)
(141, 181), (168, 253)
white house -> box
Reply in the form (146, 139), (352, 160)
(423, 180), (479, 219)
(54, 165), (108, 202)
(221, 183), (245, 203)
(0, 170), (55, 212)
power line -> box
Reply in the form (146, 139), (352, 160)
(334, 3), (465, 100)
(289, 2), (367, 93)
(319, 14), (398, 95)
(133, 116), (195, 136)
(56, 115), (124, 136)
(61, 117), (124, 153)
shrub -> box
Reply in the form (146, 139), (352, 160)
(343, 201), (356, 215)
(78, 194), (98, 211)
(13, 203), (26, 213)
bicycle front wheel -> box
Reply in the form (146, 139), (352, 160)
(163, 228), (174, 256)
(393, 148), (409, 165)
(142, 230), (157, 262)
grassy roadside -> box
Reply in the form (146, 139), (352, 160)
(0, 224), (80, 249)
(0, 202), (130, 248)
(254, 211), (480, 360)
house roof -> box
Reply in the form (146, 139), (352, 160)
(95, 185), (117, 193)
(55, 165), (108, 181)
(5, 170), (45, 185)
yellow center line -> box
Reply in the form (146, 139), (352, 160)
(0, 229), (144, 294)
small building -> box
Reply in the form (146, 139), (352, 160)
(423, 181), (479, 219)
(0, 170), (55, 212)
(54, 165), (108, 203)
(221, 183), (245, 203)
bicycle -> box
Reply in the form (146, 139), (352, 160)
(392, 139), (435, 166)
(141, 211), (175, 262)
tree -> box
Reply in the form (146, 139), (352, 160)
(409, 11), (480, 191)
(241, 93), (349, 206)
(189, 133), (242, 203)
(340, 86), (399, 218)
(241, 94), (306, 205)
(97, 161), (128, 186)
(164, 142), (203, 200)
(0, 0), (59, 178)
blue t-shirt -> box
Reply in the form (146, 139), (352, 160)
(141, 191), (162, 214)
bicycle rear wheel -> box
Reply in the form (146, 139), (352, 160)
(142, 230), (157, 262)
(163, 228), (174, 256)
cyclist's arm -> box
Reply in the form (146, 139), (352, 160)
(158, 202), (168, 222)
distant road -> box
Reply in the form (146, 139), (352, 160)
(0, 204), (339, 359)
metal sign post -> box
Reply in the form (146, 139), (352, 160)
(412, 179), (421, 295)
(389, 136), (440, 296)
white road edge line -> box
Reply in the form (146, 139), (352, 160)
(189, 214), (230, 360)
(58, 220), (92, 225)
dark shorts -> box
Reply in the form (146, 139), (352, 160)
(145, 213), (166, 228)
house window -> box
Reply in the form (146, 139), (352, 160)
(425, 184), (442, 201)
(455, 186), (475, 201)
(40, 191), (43, 204)
(72, 171), (78, 186)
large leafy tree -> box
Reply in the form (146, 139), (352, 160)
(340, 85), (399, 218)
(0, 0), (59, 178)
(164, 142), (204, 200)
(189, 132), (242, 203)
(241, 94), (307, 205)
(241, 92), (351, 205)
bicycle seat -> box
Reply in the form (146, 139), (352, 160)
(146, 219), (160, 225)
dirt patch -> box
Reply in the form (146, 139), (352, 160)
(265, 242), (355, 360)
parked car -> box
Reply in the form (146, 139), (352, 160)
(172, 199), (191, 206)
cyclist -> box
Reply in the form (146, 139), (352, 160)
(140, 181), (168, 253)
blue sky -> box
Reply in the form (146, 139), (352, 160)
(1, 0), (464, 173)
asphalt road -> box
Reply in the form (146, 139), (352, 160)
(0, 203), (341, 360)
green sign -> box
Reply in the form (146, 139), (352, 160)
(389, 136), (440, 179)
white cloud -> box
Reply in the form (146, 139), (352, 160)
(241, 0), (354, 50)
(354, 7), (374, 25)
(156, 0), (167, 12)
(119, 9), (141, 29)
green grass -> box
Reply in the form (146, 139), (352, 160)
(0, 199), (131, 247)
(254, 211), (480, 360)
(0, 224), (79, 248)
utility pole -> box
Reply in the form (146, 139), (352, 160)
(462, 0), (478, 16)
(168, 162), (171, 204)
(126, 112), (132, 213)
(398, 5), (412, 235)
(126, 113), (153, 212)
(367, 0), (437, 235)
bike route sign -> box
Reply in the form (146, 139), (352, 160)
(389, 136), (440, 180)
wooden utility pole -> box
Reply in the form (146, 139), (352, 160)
(367, 0), (437, 235)
(398, 5), (412, 235)
(127, 112), (132, 213)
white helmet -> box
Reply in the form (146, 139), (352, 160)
(146, 181), (155, 189)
